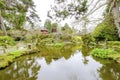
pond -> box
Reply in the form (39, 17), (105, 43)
(0, 46), (120, 80)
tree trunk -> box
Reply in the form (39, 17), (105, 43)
(111, 1), (120, 37)
(0, 10), (7, 36)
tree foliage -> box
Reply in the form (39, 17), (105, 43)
(44, 19), (58, 33)
(92, 14), (119, 41)
(44, 19), (52, 32)
(48, 0), (87, 21)
(61, 23), (73, 34)
(0, 0), (40, 31)
(51, 22), (58, 28)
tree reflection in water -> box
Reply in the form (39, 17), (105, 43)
(99, 63), (120, 80)
(0, 55), (40, 80)
(93, 56), (120, 80)
(39, 44), (82, 64)
(0, 45), (120, 80)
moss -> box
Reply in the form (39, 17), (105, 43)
(0, 54), (13, 69)
(92, 14), (119, 41)
(0, 48), (39, 69)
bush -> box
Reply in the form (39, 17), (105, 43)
(0, 36), (15, 47)
(40, 38), (54, 44)
(36, 38), (55, 47)
(71, 36), (82, 44)
(91, 48), (117, 59)
(8, 30), (27, 41)
(82, 33), (95, 45)
(92, 14), (119, 41)
(39, 34), (49, 40)
(60, 34), (72, 41)
(108, 41), (120, 46)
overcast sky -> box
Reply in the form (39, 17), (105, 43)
(33, 0), (106, 31)
(34, 0), (54, 26)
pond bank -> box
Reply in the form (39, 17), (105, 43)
(91, 41), (120, 63)
(0, 42), (75, 70)
(0, 48), (40, 69)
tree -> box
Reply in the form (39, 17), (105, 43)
(44, 19), (52, 32)
(92, 14), (119, 41)
(49, 0), (120, 38)
(0, 0), (40, 35)
(0, 0), (7, 35)
(48, 0), (87, 21)
(48, 0), (108, 34)
(51, 22), (58, 28)
(108, 0), (120, 37)
(61, 23), (73, 34)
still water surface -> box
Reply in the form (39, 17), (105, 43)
(0, 47), (120, 80)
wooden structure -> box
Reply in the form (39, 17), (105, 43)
(41, 29), (48, 34)
(52, 28), (57, 33)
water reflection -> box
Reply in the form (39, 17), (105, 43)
(93, 57), (120, 80)
(99, 63), (120, 80)
(38, 51), (102, 80)
(0, 55), (40, 80)
(0, 46), (120, 80)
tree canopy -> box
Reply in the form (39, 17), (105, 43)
(48, 0), (120, 37)
(48, 0), (87, 21)
(0, 0), (40, 35)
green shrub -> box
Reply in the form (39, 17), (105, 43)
(92, 14), (119, 41)
(24, 35), (37, 43)
(0, 54), (13, 68)
(7, 30), (27, 41)
(108, 41), (120, 46)
(82, 33), (95, 45)
(36, 38), (55, 47)
(71, 36), (82, 44)
(59, 34), (72, 41)
(91, 48), (117, 59)
(52, 43), (64, 47)
(39, 34), (49, 40)
(0, 36), (15, 53)
(0, 36), (15, 47)
(40, 38), (54, 44)
(8, 50), (24, 57)
(0, 49), (27, 69)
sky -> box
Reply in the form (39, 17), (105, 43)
(33, 0), (107, 31)
(34, 0), (54, 26)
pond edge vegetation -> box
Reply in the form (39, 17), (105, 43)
(0, 48), (40, 70)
